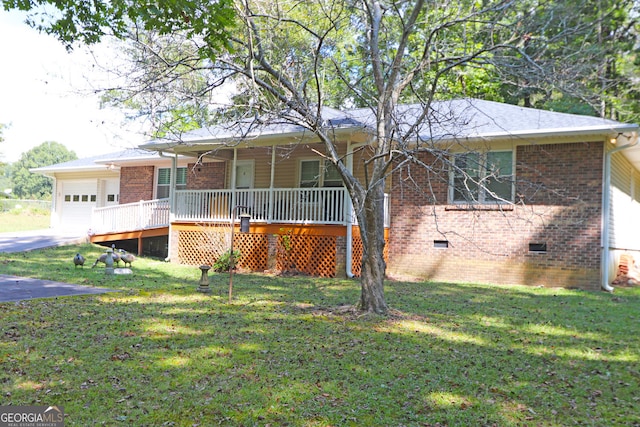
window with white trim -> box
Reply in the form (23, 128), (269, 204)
(299, 160), (343, 188)
(157, 167), (187, 198)
(450, 151), (514, 203)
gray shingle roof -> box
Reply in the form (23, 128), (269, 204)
(31, 149), (159, 173)
(140, 98), (636, 151)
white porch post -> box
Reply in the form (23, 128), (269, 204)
(159, 151), (178, 261)
(268, 146), (276, 223)
(230, 148), (238, 214)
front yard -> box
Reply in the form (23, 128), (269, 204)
(1, 244), (639, 426)
(0, 207), (50, 233)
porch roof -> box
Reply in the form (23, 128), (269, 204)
(139, 106), (368, 153)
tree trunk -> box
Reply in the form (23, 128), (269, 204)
(357, 181), (388, 314)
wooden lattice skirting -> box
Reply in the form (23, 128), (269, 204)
(175, 225), (388, 278)
(350, 234), (389, 277)
(178, 229), (268, 271)
(276, 235), (336, 277)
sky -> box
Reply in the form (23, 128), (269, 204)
(0, 9), (144, 163)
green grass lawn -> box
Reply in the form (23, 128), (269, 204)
(0, 208), (50, 233)
(1, 244), (639, 426)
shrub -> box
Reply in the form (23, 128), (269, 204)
(213, 249), (241, 272)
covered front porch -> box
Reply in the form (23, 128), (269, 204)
(90, 186), (389, 277)
(88, 125), (389, 276)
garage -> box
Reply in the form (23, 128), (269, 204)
(57, 178), (121, 232)
(59, 180), (98, 231)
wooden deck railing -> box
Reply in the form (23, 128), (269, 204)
(91, 198), (170, 234)
(175, 188), (351, 224)
(90, 189), (389, 234)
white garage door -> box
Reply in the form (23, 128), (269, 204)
(60, 181), (98, 231)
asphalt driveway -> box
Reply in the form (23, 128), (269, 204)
(0, 228), (87, 253)
(0, 229), (117, 302)
(0, 275), (116, 302)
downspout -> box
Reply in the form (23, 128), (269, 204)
(159, 151), (177, 261)
(601, 133), (639, 292)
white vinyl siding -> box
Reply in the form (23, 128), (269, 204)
(609, 152), (640, 250)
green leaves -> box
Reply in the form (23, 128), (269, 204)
(12, 141), (76, 199)
(2, 0), (236, 54)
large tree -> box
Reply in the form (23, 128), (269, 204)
(12, 141), (76, 199)
(5, 0), (639, 313)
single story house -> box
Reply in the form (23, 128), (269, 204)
(33, 99), (640, 290)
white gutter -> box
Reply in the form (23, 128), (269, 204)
(601, 132), (639, 292)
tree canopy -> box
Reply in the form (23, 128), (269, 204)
(2, 0), (236, 55)
(12, 141), (76, 199)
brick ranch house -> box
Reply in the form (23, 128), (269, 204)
(33, 99), (640, 290)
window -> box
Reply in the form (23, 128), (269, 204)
(451, 151), (513, 203)
(300, 160), (343, 188)
(300, 160), (320, 188)
(157, 167), (187, 198)
(323, 162), (343, 187)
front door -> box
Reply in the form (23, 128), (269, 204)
(235, 161), (254, 189)
(235, 160), (255, 211)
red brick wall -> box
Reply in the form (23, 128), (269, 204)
(120, 166), (155, 204)
(387, 141), (604, 290)
(186, 162), (226, 190)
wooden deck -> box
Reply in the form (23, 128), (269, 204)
(90, 226), (169, 256)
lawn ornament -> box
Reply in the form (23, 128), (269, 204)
(73, 253), (85, 268)
(118, 249), (136, 268)
(92, 249), (121, 268)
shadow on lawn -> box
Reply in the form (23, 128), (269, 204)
(1, 245), (639, 425)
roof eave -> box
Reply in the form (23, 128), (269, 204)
(30, 165), (121, 177)
(426, 123), (639, 144)
(139, 127), (363, 153)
